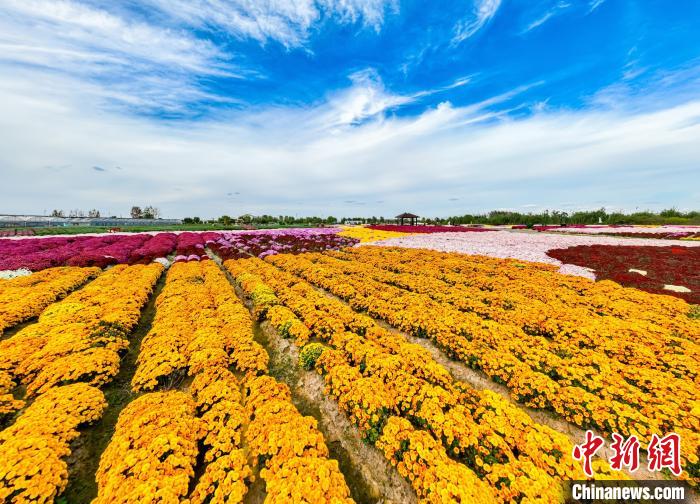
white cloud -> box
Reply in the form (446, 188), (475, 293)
(0, 0), (239, 112)
(588, 0), (607, 13)
(293, 69), (474, 131)
(522, 2), (571, 33)
(524, 11), (555, 32)
(1, 65), (698, 218)
(0, 0), (229, 74)
(452, 0), (501, 45)
(330, 69), (414, 126)
(0, 0), (397, 112)
(140, 0), (398, 48)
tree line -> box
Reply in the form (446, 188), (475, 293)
(182, 209), (699, 227)
(48, 206), (162, 219)
(50, 209), (102, 218)
(440, 208), (700, 226)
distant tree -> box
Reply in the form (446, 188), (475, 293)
(141, 206), (160, 219)
(325, 216), (337, 224)
(50, 209), (65, 217)
(660, 208), (682, 218)
(68, 209), (85, 218)
(183, 217), (194, 224)
(88, 209), (101, 218)
(239, 214), (252, 225)
(218, 215), (233, 225)
(130, 206), (143, 219)
(192, 216), (202, 224)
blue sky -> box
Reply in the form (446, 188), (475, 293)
(1, 0), (699, 218)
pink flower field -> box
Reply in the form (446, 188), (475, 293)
(369, 230), (700, 279)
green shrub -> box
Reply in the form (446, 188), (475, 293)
(299, 343), (326, 370)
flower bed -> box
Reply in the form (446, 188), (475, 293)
(371, 230), (700, 280)
(0, 229), (360, 271)
(227, 255), (626, 500)
(261, 248), (698, 487)
(337, 225), (414, 243)
(128, 233), (178, 264)
(131, 260), (267, 392)
(90, 257), (352, 504)
(210, 228), (357, 260)
(174, 231), (221, 258)
(0, 266), (100, 335)
(0, 232), (223, 271)
(544, 225), (700, 240)
(0, 229), (34, 237)
(547, 245), (699, 304)
(0, 263), (163, 397)
(367, 224), (493, 233)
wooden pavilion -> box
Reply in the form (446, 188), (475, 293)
(396, 212), (419, 226)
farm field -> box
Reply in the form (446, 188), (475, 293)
(0, 227), (698, 503)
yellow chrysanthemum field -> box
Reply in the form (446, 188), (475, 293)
(0, 230), (697, 503)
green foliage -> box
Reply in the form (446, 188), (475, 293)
(444, 207), (700, 226)
(299, 343), (326, 370)
(689, 305), (700, 320)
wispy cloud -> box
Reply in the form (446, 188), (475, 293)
(451, 0), (501, 45)
(0, 0), (239, 113)
(0, 0), (231, 73)
(140, 0), (398, 48)
(309, 70), (473, 130)
(325, 69), (415, 127)
(522, 2), (571, 33)
(0, 0), (398, 114)
(588, 0), (607, 13)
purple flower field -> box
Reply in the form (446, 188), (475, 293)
(0, 228), (357, 272)
(210, 228), (358, 260)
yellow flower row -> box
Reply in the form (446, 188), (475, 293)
(267, 250), (700, 481)
(244, 375), (354, 503)
(0, 383), (106, 503)
(306, 250), (697, 431)
(131, 261), (267, 391)
(267, 305), (312, 346)
(0, 370), (24, 417)
(317, 353), (394, 441)
(96, 259), (352, 503)
(227, 257), (614, 501)
(96, 261), (261, 502)
(330, 246), (697, 375)
(93, 391), (203, 503)
(0, 266), (100, 335)
(337, 225), (414, 243)
(226, 262), (280, 319)
(187, 367), (253, 504)
(0, 263), (163, 397)
(226, 259), (508, 499)
(377, 416), (498, 503)
(95, 366), (253, 503)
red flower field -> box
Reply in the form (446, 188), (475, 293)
(547, 245), (699, 304)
